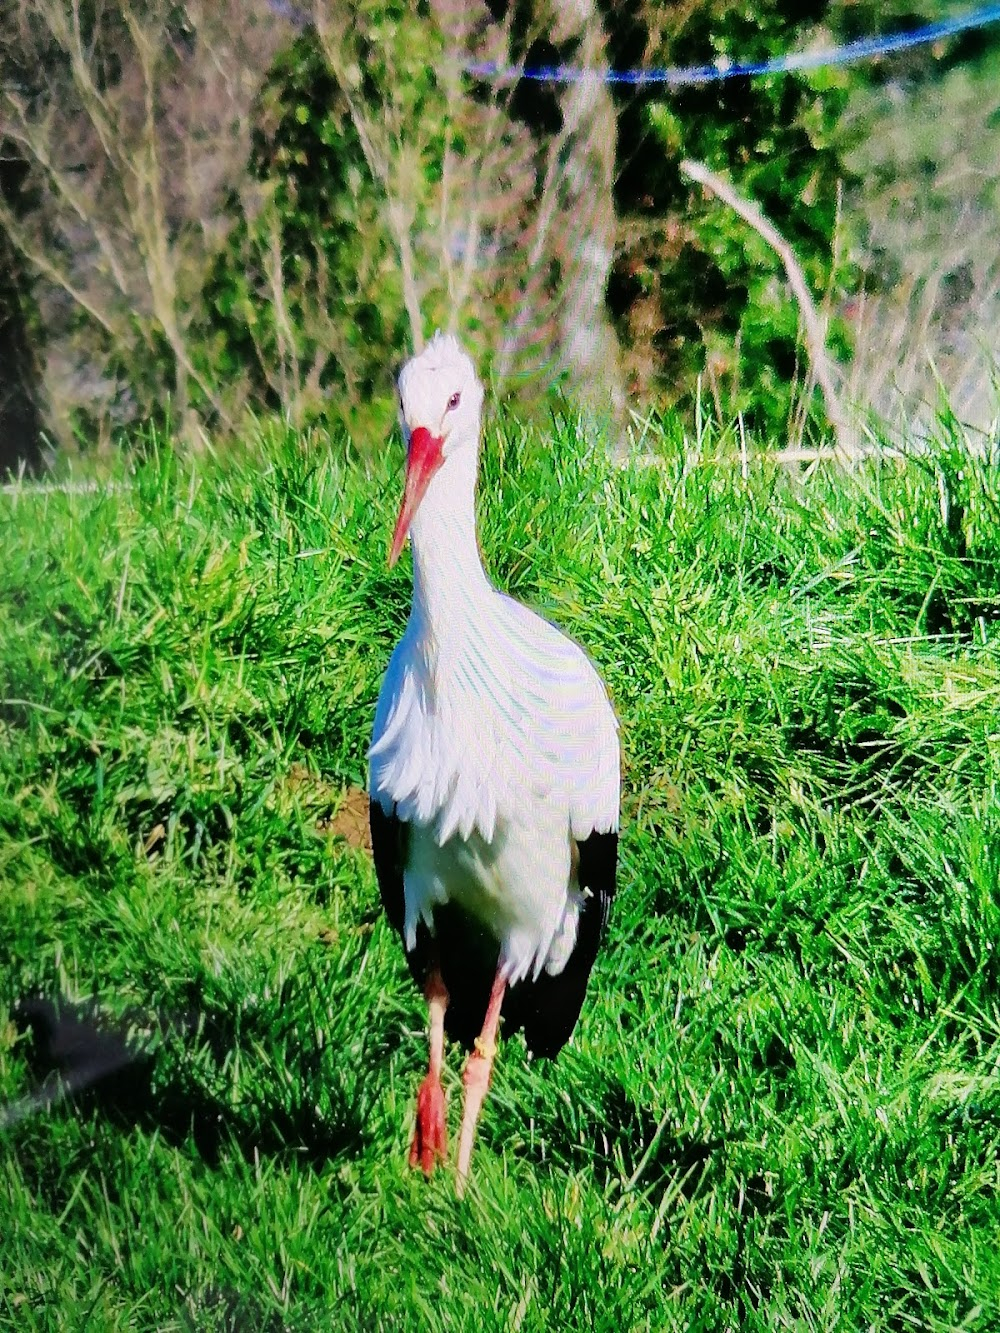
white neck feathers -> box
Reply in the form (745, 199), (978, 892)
(408, 444), (493, 650)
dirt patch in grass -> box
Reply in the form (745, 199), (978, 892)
(322, 786), (372, 853)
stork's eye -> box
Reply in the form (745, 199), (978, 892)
(446, 391), (461, 412)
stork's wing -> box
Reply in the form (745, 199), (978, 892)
(369, 798), (444, 999)
(369, 596), (618, 848)
(497, 603), (620, 1054)
(505, 828), (618, 1057)
(368, 799), (408, 940)
(369, 796), (535, 1052)
(498, 596), (620, 839)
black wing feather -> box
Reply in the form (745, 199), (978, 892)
(370, 799), (497, 1042)
(505, 830), (618, 1057)
(369, 800), (617, 1056)
(369, 799), (407, 939)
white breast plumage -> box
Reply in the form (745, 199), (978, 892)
(370, 598), (617, 840)
(366, 330), (620, 1191)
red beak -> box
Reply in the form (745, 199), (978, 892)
(389, 426), (445, 567)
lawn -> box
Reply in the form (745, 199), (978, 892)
(3, 411), (1000, 1330)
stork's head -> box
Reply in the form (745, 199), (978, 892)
(389, 332), (484, 566)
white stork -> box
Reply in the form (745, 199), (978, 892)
(368, 332), (619, 1193)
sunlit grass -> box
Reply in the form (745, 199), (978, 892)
(3, 410), (1000, 1329)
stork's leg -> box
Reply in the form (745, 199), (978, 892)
(455, 968), (507, 1196)
(409, 970), (449, 1174)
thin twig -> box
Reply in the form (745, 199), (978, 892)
(680, 157), (856, 461)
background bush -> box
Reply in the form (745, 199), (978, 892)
(2, 0), (999, 462)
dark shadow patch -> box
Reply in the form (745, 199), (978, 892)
(6, 993), (370, 1172)
(594, 1081), (720, 1198)
(496, 1070), (721, 1204)
(0, 183), (45, 479)
(719, 1172), (780, 1316)
(725, 926), (749, 953)
(181, 1283), (288, 1333)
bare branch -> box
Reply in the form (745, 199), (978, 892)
(680, 157), (856, 461)
(1, 0), (280, 444)
(0, 200), (123, 340)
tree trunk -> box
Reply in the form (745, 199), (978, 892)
(0, 156), (44, 476)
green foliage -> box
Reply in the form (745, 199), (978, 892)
(143, 1), (1000, 448)
(609, 0), (1000, 434)
(4, 409), (1000, 1324)
(201, 4), (863, 446)
(8, 0), (1000, 455)
(610, 1), (861, 436)
(199, 10), (448, 447)
(197, 34), (397, 442)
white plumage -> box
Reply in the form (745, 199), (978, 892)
(368, 331), (619, 1188)
(369, 333), (618, 982)
(371, 590), (618, 982)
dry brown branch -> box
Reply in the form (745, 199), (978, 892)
(680, 157), (856, 462)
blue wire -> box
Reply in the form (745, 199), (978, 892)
(263, 0), (1000, 86)
(464, 4), (1000, 86)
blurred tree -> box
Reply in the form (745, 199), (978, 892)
(4, 0), (993, 452)
(206, 0), (866, 445)
(0, 148), (44, 475)
(605, 0), (858, 435)
(0, 0), (287, 449)
(838, 3), (1000, 430)
(203, 0), (627, 448)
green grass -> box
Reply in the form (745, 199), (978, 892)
(4, 409), (1000, 1329)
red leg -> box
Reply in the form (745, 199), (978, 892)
(409, 970), (449, 1175)
(456, 968), (507, 1196)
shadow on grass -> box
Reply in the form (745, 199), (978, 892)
(181, 1283), (290, 1333)
(6, 994), (369, 1170)
(496, 1068), (723, 1205)
(593, 1079), (722, 1199)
